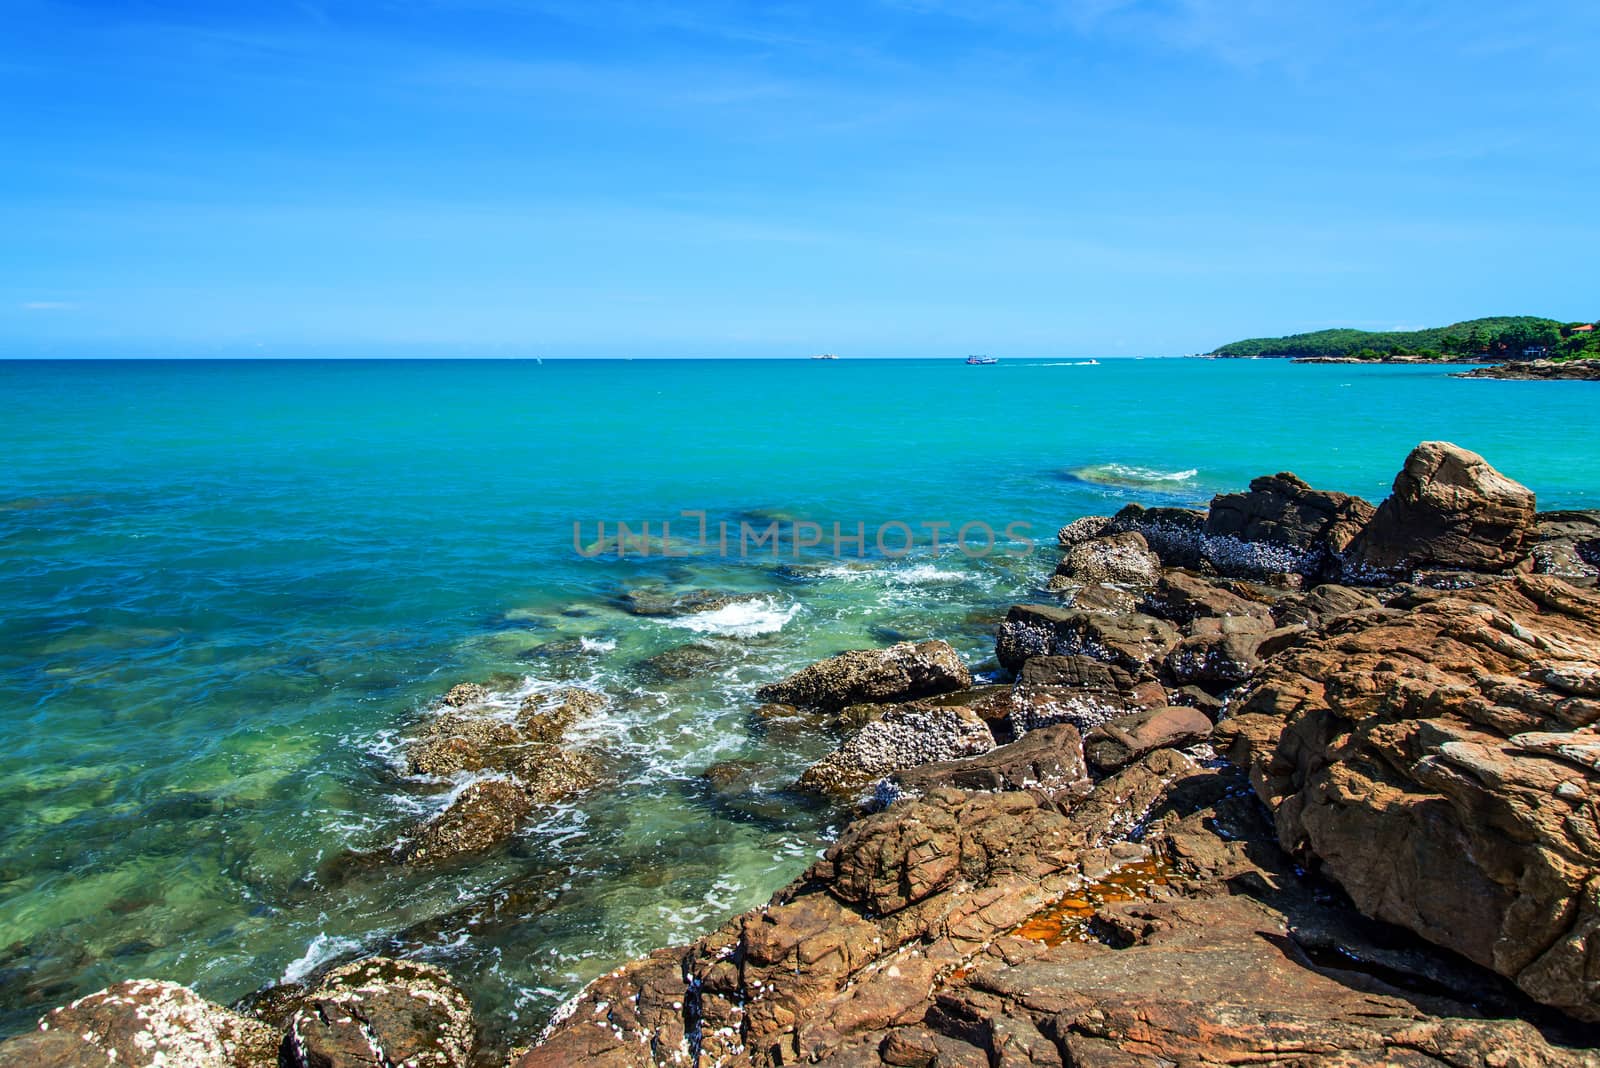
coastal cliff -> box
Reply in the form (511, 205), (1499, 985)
(5, 443), (1600, 1067)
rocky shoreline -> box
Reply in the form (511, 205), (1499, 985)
(1455, 359), (1600, 381)
(5, 442), (1600, 1067)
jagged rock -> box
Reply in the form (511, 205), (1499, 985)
(797, 705), (995, 797)
(518, 752), (1198, 1068)
(892, 724), (1090, 799)
(1055, 515), (1111, 548)
(1222, 574), (1600, 1022)
(403, 778), (533, 863)
(1351, 441), (1538, 576)
(1163, 629), (1268, 686)
(1105, 504), (1208, 568)
(282, 958), (474, 1068)
(1053, 532), (1161, 587)
(1531, 512), (1600, 586)
(757, 641), (972, 712)
(518, 687), (605, 742)
(1205, 471), (1375, 558)
(503, 746), (601, 803)
(0, 979), (279, 1068)
(1057, 580), (1140, 613)
(1139, 570), (1274, 629)
(407, 713), (523, 776)
(1272, 582), (1382, 628)
(995, 605), (1178, 678)
(1083, 705), (1213, 771)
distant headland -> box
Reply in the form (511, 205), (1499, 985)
(1207, 315), (1599, 363)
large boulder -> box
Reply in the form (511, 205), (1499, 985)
(1219, 574), (1600, 1022)
(1205, 471), (1375, 562)
(796, 704), (995, 797)
(281, 958), (475, 1068)
(1083, 705), (1213, 772)
(0, 980), (279, 1067)
(1350, 441), (1537, 575)
(995, 605), (1178, 678)
(756, 640), (971, 711)
(891, 723), (1089, 798)
(1053, 531), (1162, 587)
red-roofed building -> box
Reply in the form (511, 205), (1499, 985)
(1574, 324), (1595, 333)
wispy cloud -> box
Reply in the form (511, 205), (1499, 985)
(20, 301), (75, 311)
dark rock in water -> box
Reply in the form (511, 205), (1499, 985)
(756, 640), (972, 712)
(503, 746), (601, 803)
(0, 979), (279, 1067)
(1221, 574), (1600, 1022)
(994, 605), (1178, 678)
(406, 714), (523, 776)
(892, 723), (1089, 799)
(640, 642), (731, 680)
(620, 586), (762, 617)
(796, 704), (995, 797)
(282, 958), (475, 1068)
(439, 682), (488, 708)
(1205, 471), (1374, 560)
(1053, 531), (1161, 587)
(1083, 705), (1212, 772)
(403, 779), (532, 864)
(1350, 441), (1537, 576)
(1455, 357), (1600, 381)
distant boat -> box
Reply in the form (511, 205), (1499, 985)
(811, 353), (839, 360)
(965, 355), (998, 365)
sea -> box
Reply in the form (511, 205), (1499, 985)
(2, 356), (1597, 1044)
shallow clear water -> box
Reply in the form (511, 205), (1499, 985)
(1, 357), (1597, 1043)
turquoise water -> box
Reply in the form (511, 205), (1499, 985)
(2, 357), (1597, 1044)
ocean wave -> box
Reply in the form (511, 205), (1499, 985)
(1062, 462), (1199, 490)
(665, 598), (799, 637)
(282, 932), (367, 984)
(886, 563), (967, 583)
(579, 636), (617, 653)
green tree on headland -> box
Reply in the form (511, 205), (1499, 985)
(1210, 316), (1581, 359)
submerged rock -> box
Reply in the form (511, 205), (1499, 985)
(756, 640), (972, 711)
(1351, 440), (1538, 576)
(403, 778), (533, 864)
(281, 958), (475, 1068)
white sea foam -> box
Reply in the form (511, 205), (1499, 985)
(579, 636), (617, 653)
(282, 932), (367, 984)
(886, 563), (967, 583)
(1067, 462), (1199, 488)
(666, 599), (799, 637)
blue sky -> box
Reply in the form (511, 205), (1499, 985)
(2, 1), (1597, 357)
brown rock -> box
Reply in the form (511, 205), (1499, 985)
(1205, 471), (1375, 557)
(892, 724), (1089, 798)
(1229, 573), (1600, 1021)
(1139, 570), (1274, 629)
(1351, 441), (1538, 575)
(757, 640), (972, 711)
(994, 606), (1178, 677)
(0, 980), (279, 1068)
(1054, 532), (1161, 587)
(1083, 705), (1213, 772)
(282, 958), (475, 1068)
(403, 778), (532, 864)
(797, 704), (995, 797)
